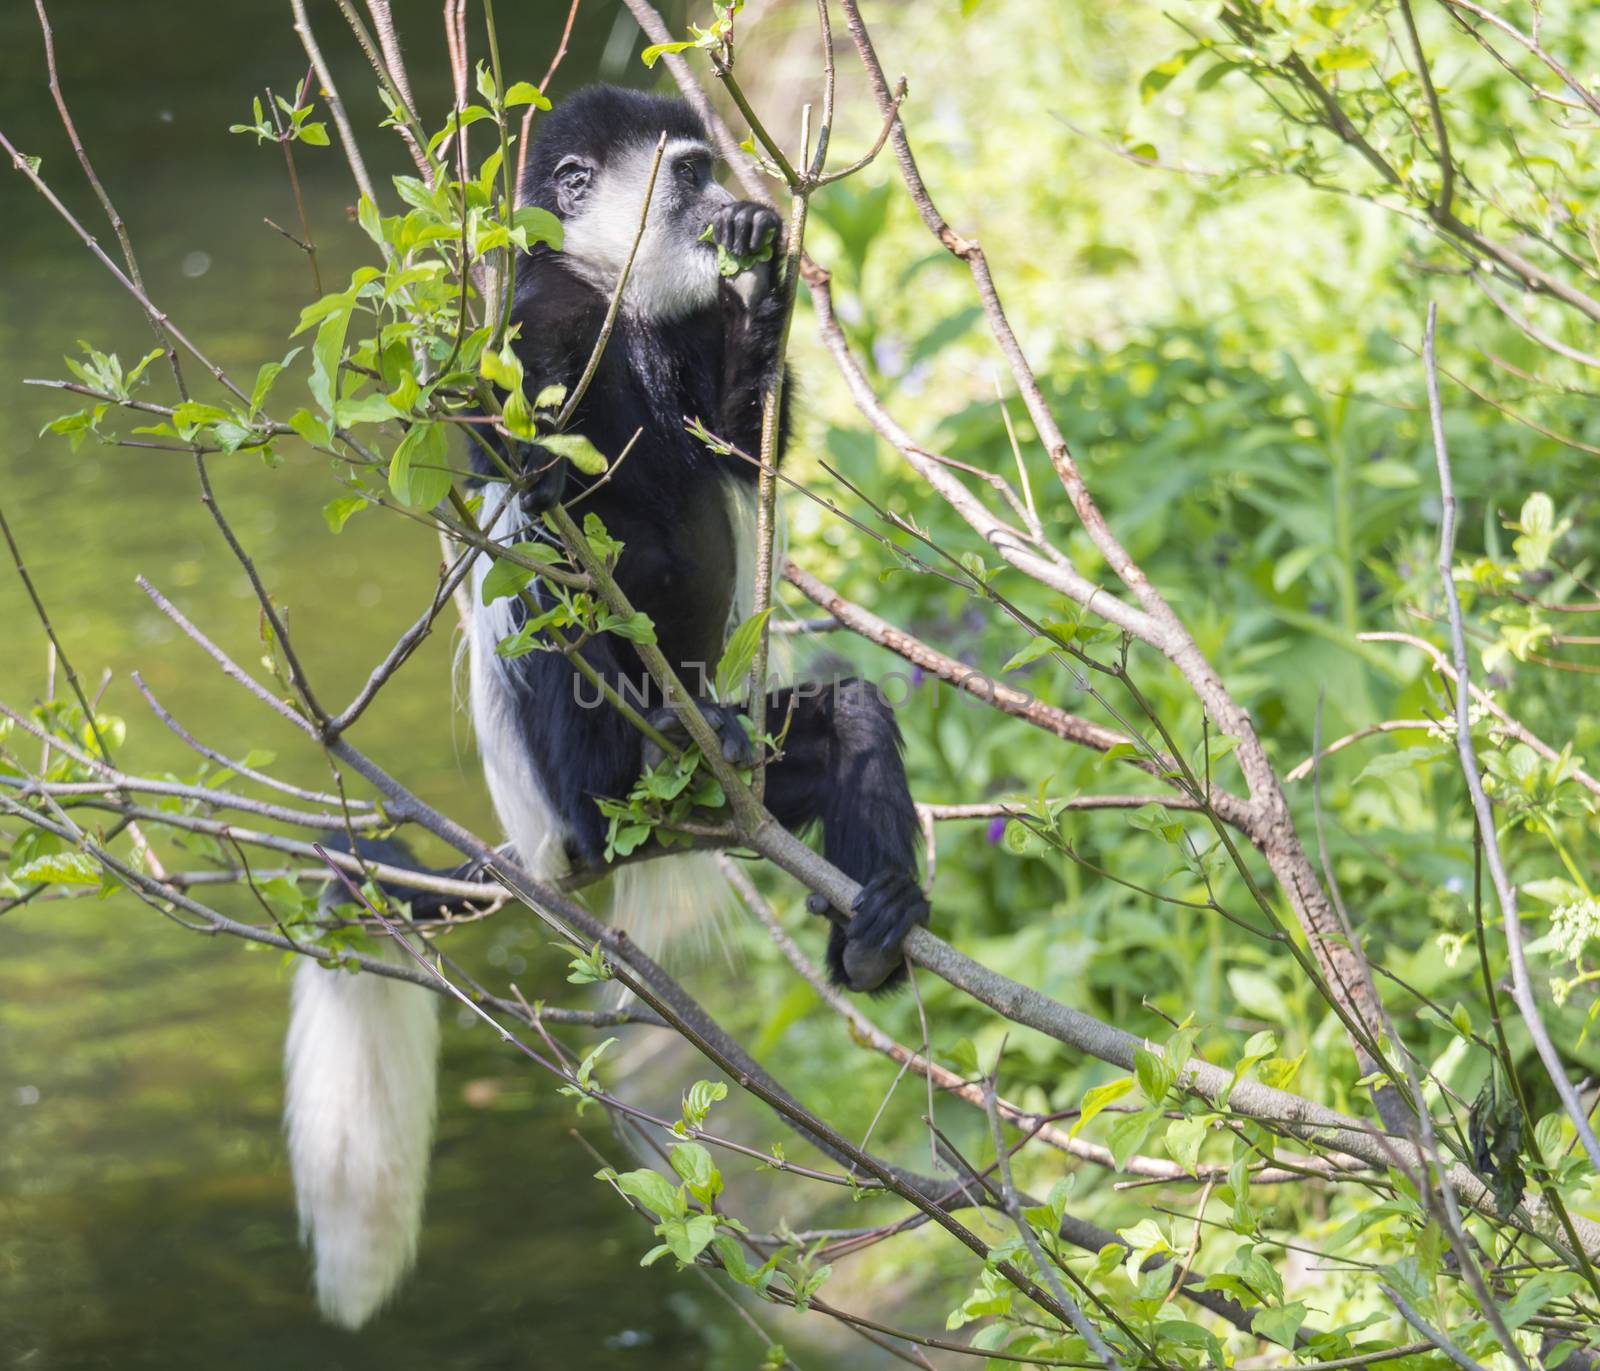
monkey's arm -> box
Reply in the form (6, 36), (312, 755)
(709, 202), (788, 463)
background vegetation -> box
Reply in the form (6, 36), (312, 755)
(4, 0), (1599, 1367)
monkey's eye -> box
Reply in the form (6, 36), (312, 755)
(675, 156), (708, 187)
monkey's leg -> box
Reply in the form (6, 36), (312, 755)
(762, 679), (928, 992)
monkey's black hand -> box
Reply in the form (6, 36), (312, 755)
(640, 701), (756, 771)
(517, 441), (569, 516)
(706, 201), (782, 284)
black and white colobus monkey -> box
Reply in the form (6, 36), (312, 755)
(285, 85), (928, 1329)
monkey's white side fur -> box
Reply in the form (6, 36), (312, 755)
(284, 941), (439, 1329)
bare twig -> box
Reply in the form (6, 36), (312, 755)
(1423, 302), (1600, 1174)
(515, 0), (581, 196)
(982, 1076), (1123, 1370)
(1286, 720), (1436, 782)
(289, 0), (377, 203)
(1380, 1281), (1488, 1371)
(554, 133), (668, 430)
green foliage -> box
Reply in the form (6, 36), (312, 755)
(14, 0), (1600, 1363)
(228, 92), (328, 146)
(640, 0), (742, 67)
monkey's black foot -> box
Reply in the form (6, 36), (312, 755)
(706, 201), (782, 264)
(641, 701), (755, 771)
(828, 870), (930, 993)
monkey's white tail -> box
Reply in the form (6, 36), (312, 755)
(284, 942), (440, 1329)
(608, 850), (737, 963)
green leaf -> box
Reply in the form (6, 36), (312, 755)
(1196, 60), (1242, 91)
(323, 496), (367, 534)
(660, 1212), (719, 1265)
(1501, 1272), (1585, 1332)
(249, 347), (300, 418)
(697, 220), (776, 276)
(1140, 51), (1195, 102)
(1316, 45), (1371, 71)
(668, 1142), (723, 1203)
(502, 387), (538, 440)
(388, 421), (453, 508)
(1164, 1116), (1208, 1174)
(1227, 967), (1290, 1023)
(1520, 491), (1555, 537)
(479, 342), (524, 391)
(1219, 1030), (1278, 1108)
(1156, 1319), (1226, 1367)
(599, 610), (657, 645)
(357, 194), (384, 246)
(335, 392), (398, 426)
(1002, 636), (1058, 672)
(565, 942), (610, 985)
(309, 308), (352, 417)
(1135, 1046), (1176, 1103)
(1116, 1217), (1173, 1281)
(681, 1080), (728, 1131)
(386, 368), (421, 415)
(12, 851), (101, 886)
(481, 553), (538, 605)
(287, 408), (333, 449)
(1251, 1303), (1307, 1348)
(292, 266), (380, 335)
(503, 81), (552, 109)
(715, 609), (772, 700)
(539, 432), (608, 475)
(1356, 458), (1419, 488)
(606, 1167), (682, 1217)
(641, 39), (696, 67)
(1271, 543), (1322, 594)
(1070, 1076), (1135, 1139)
(474, 60), (498, 106)
(1106, 1108), (1159, 1168)
(1356, 745), (1440, 784)
(511, 205), (564, 250)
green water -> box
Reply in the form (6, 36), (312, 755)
(0, 3), (800, 1364)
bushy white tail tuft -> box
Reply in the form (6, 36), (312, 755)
(608, 850), (737, 963)
(284, 943), (440, 1329)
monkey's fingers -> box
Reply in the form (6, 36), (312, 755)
(707, 202), (781, 261)
(840, 870), (929, 991)
(707, 704), (757, 767)
(640, 701), (754, 769)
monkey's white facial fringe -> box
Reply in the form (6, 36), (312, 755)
(562, 136), (728, 321)
(284, 940), (440, 1329)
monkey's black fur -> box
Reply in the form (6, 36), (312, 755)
(472, 85), (927, 991)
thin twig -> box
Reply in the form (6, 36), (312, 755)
(1423, 302), (1600, 1174)
(554, 133), (668, 430)
(1380, 1281), (1488, 1371)
(289, 0), (377, 203)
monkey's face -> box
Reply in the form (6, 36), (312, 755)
(552, 135), (733, 321)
